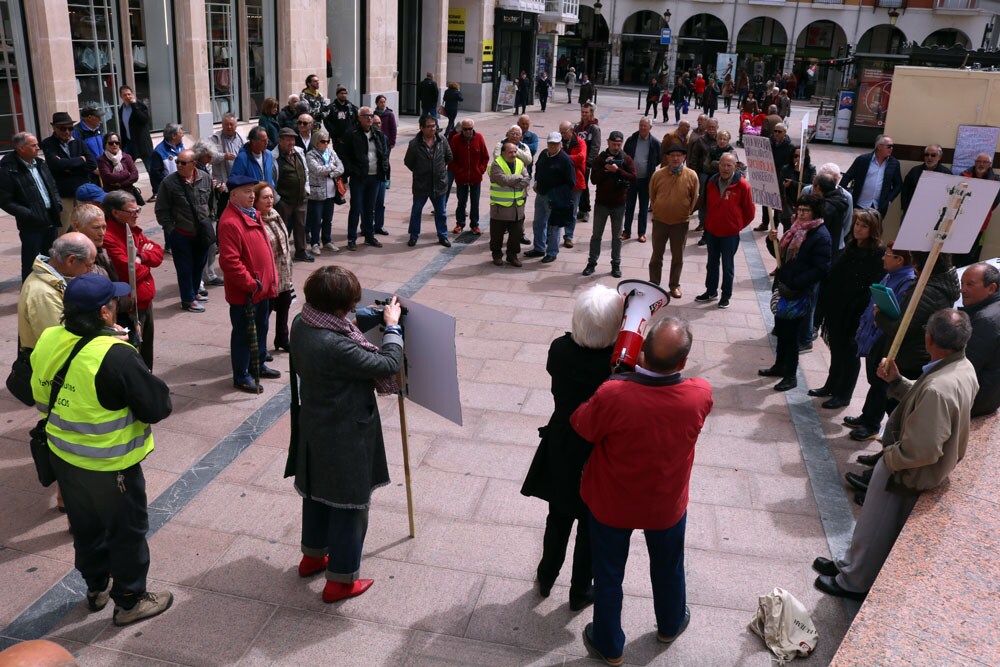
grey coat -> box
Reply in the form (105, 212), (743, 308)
(154, 169), (214, 235)
(289, 318), (403, 508)
(404, 132), (453, 197)
(305, 147), (345, 201)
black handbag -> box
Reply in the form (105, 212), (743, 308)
(31, 336), (93, 487)
(5, 348), (34, 407)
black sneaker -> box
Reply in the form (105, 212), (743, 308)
(364, 236), (383, 248)
(541, 255), (556, 263)
(611, 267), (622, 278)
(694, 291), (718, 303)
(293, 252), (315, 262)
(582, 263), (596, 276)
(524, 249), (545, 258)
(520, 236), (531, 245)
(718, 297), (731, 309)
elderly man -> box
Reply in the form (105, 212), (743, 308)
(155, 149), (215, 312)
(688, 114), (708, 145)
(555, 120), (588, 249)
(960, 262), (1000, 416)
(0, 132), (63, 280)
(957, 153), (1000, 266)
(841, 135), (902, 218)
(901, 144), (950, 214)
(218, 175), (280, 393)
(583, 131), (636, 279)
(814, 309), (978, 600)
(518, 115), (539, 171)
(341, 106), (388, 250)
(405, 114), (453, 248)
(491, 125), (534, 168)
(73, 107), (105, 163)
(278, 94), (301, 130)
(295, 113), (315, 152)
(17, 232), (96, 350)
(698, 153), (754, 309)
(272, 127), (312, 260)
(448, 118), (490, 235)
(488, 141), (531, 267)
(572, 317), (713, 665)
(71, 203), (114, 277)
(40, 112), (96, 233)
(660, 121), (690, 168)
(528, 132), (576, 263)
(230, 126), (275, 188)
(622, 117), (661, 242)
(102, 191), (162, 370)
(31, 272), (174, 626)
(210, 113), (244, 209)
(147, 123), (185, 200)
(649, 145), (700, 298)
(687, 118), (718, 231)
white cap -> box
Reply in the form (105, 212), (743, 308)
(546, 131), (562, 143)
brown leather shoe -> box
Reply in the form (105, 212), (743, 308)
(670, 287), (682, 299)
(492, 257), (503, 266)
(506, 257), (523, 267)
(638, 235), (646, 243)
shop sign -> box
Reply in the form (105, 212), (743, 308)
(855, 67), (893, 128)
(448, 9), (466, 54)
(660, 28), (671, 46)
(482, 39), (494, 83)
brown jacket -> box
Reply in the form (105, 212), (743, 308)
(883, 352), (979, 494)
(649, 165), (699, 225)
(659, 131), (689, 168)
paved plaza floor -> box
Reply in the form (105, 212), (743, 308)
(0, 91), (879, 665)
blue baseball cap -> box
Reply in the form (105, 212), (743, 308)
(63, 274), (131, 312)
(75, 183), (107, 203)
(226, 174), (260, 191)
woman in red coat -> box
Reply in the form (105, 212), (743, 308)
(97, 133), (141, 201)
(218, 175), (280, 393)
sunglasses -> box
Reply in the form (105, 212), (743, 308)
(924, 152), (940, 157)
(317, 139), (329, 144)
(107, 141), (120, 145)
(298, 121), (311, 125)
(176, 160), (193, 166)
(882, 144), (894, 149)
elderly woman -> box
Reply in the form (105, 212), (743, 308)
(521, 284), (623, 612)
(253, 182), (294, 352)
(70, 203), (113, 278)
(492, 125), (534, 167)
(306, 129), (344, 255)
(810, 209), (886, 408)
(97, 133), (141, 202)
(191, 139), (225, 290)
(288, 265), (402, 603)
(760, 192), (832, 391)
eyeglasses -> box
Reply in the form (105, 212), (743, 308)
(317, 139), (329, 144)
(359, 113), (374, 118)
(176, 160), (193, 166)
(882, 144), (894, 149)
(123, 208), (142, 216)
(462, 127), (474, 132)
(924, 152), (940, 157)
(298, 121), (311, 125)
(796, 207), (813, 214)
(107, 141), (120, 146)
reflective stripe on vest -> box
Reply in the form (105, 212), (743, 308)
(489, 157), (526, 207)
(30, 328), (154, 472)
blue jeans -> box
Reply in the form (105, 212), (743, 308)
(562, 190), (582, 241)
(624, 177), (650, 236)
(532, 195), (561, 257)
(455, 182), (481, 228)
(704, 232), (740, 299)
(347, 175), (381, 242)
(374, 180), (388, 232)
(169, 230), (208, 304)
(590, 512), (688, 659)
(229, 300), (270, 384)
(674, 102), (684, 122)
(306, 198), (335, 245)
(799, 283), (821, 344)
(408, 194), (448, 240)
(444, 170), (455, 205)
(301, 498), (368, 582)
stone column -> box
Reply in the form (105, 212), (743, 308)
(364, 0), (400, 109)
(277, 0), (327, 104)
(22, 0), (77, 130)
(173, 0), (212, 139)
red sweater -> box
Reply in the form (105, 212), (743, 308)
(448, 132), (490, 185)
(103, 219), (163, 310)
(565, 137), (587, 191)
(218, 204), (278, 305)
(571, 374), (713, 530)
(705, 172), (755, 237)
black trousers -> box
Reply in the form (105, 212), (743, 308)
(859, 354), (915, 429)
(773, 316), (802, 378)
(270, 289), (293, 348)
(824, 327), (861, 399)
(537, 503), (592, 595)
(50, 453), (150, 608)
(137, 307), (154, 372)
(579, 166), (592, 214)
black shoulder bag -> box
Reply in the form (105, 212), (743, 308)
(29, 336), (94, 487)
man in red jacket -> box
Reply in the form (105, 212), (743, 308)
(102, 190), (162, 370)
(571, 317), (713, 665)
(448, 119), (490, 234)
(696, 153), (755, 309)
(218, 175), (280, 393)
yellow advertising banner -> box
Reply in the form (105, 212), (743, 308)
(448, 8), (466, 31)
(482, 39), (494, 63)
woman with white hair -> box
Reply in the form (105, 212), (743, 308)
(521, 284), (624, 612)
(492, 125), (534, 167)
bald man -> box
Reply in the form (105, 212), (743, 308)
(571, 317), (714, 664)
(0, 640), (77, 667)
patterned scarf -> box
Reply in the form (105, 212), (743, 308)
(779, 216), (824, 261)
(300, 303), (399, 395)
(104, 149), (124, 172)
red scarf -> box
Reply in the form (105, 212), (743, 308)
(779, 216), (824, 261)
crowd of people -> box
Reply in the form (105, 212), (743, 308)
(3, 69), (999, 664)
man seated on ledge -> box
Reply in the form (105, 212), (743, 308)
(812, 308), (978, 600)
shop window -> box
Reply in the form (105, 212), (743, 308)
(207, 1), (238, 122)
(69, 0), (122, 129)
(0, 0), (33, 150)
(246, 0), (265, 116)
(124, 0), (178, 131)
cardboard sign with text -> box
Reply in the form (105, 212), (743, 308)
(742, 135), (783, 209)
(894, 172), (1000, 254)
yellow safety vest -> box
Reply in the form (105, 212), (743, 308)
(31, 327), (154, 472)
(490, 157), (526, 207)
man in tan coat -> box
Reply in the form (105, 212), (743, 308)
(648, 145), (699, 299)
(812, 308), (979, 600)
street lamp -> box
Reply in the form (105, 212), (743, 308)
(888, 7), (900, 25)
(663, 9), (671, 27)
(594, 0), (603, 15)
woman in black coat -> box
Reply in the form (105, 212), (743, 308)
(761, 192), (832, 391)
(521, 284), (623, 611)
(287, 266), (403, 603)
(810, 209), (886, 408)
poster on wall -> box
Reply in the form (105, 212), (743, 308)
(855, 67), (893, 128)
(481, 39), (494, 83)
(952, 125), (1000, 175)
(832, 90), (855, 144)
(715, 53), (737, 81)
(815, 105), (835, 141)
(448, 9), (466, 54)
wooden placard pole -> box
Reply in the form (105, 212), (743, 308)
(769, 208), (782, 267)
(885, 182), (971, 364)
(396, 367), (416, 538)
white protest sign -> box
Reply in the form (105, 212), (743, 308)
(799, 112), (810, 152)
(742, 135), (783, 209)
(360, 288), (463, 426)
(894, 171), (1000, 254)
(952, 125), (1000, 175)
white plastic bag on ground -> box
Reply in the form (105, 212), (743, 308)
(748, 587), (819, 664)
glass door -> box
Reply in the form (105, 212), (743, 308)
(0, 0), (33, 151)
(69, 0), (122, 130)
(206, 1), (238, 121)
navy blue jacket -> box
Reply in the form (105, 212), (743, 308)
(39, 134), (97, 197)
(624, 131), (662, 180)
(535, 149), (575, 210)
(769, 223), (832, 294)
(841, 151), (903, 218)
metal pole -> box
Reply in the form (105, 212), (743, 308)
(396, 368), (416, 538)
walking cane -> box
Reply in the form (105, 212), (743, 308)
(245, 298), (263, 394)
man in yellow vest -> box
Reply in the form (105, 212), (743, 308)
(488, 141), (531, 267)
(31, 273), (173, 626)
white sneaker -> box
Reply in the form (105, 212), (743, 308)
(323, 242), (340, 252)
(113, 590), (174, 626)
(311, 244), (321, 256)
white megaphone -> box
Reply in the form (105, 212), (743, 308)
(612, 279), (671, 370)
